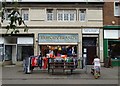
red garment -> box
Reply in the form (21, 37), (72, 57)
(32, 57), (38, 67)
(43, 57), (48, 69)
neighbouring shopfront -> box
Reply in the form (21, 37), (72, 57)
(17, 37), (34, 61)
(82, 28), (100, 65)
(2, 34), (34, 65)
(38, 33), (79, 58)
(0, 37), (4, 62)
(104, 26), (120, 66)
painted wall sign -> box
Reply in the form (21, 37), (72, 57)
(38, 33), (78, 44)
(82, 29), (99, 34)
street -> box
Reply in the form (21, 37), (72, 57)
(1, 65), (119, 85)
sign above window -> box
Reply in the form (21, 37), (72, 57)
(17, 37), (33, 44)
(6, 0), (104, 2)
(82, 29), (99, 34)
(104, 30), (119, 39)
(38, 33), (79, 44)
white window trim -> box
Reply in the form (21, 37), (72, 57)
(21, 9), (29, 21)
(47, 13), (53, 21)
(57, 10), (64, 21)
(57, 10), (76, 22)
(79, 9), (86, 22)
(5, 9), (12, 22)
(46, 9), (54, 21)
(114, 1), (120, 16)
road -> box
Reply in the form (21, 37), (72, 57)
(1, 65), (119, 85)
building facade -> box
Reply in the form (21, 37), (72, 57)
(1, 0), (104, 65)
(103, 1), (120, 66)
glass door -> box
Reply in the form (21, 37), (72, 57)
(0, 44), (4, 61)
(5, 45), (12, 61)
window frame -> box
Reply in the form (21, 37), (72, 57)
(46, 9), (53, 21)
(21, 9), (29, 21)
(5, 9), (12, 21)
(57, 10), (76, 22)
(114, 1), (120, 16)
(79, 9), (86, 22)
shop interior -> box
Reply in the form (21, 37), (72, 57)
(40, 45), (77, 58)
(108, 40), (120, 59)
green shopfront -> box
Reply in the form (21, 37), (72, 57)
(103, 26), (120, 66)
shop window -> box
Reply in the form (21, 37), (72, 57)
(114, 1), (120, 16)
(0, 44), (4, 61)
(17, 46), (34, 61)
(5, 45), (12, 61)
(40, 45), (77, 57)
(108, 41), (120, 59)
(47, 9), (53, 21)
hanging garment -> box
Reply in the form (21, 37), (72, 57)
(43, 57), (48, 69)
(38, 55), (42, 69)
(31, 57), (38, 67)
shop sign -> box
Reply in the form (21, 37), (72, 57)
(82, 29), (99, 34)
(119, 30), (120, 38)
(38, 33), (78, 44)
(17, 37), (33, 44)
(104, 30), (119, 39)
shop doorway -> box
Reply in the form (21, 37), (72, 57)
(4, 44), (17, 64)
(82, 37), (97, 65)
(17, 46), (34, 61)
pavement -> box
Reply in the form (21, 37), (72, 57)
(1, 65), (120, 85)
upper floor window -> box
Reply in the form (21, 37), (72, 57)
(57, 10), (76, 21)
(79, 9), (86, 22)
(47, 9), (53, 21)
(5, 9), (12, 21)
(21, 9), (29, 21)
(114, 1), (120, 16)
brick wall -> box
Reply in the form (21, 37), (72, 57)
(103, 2), (120, 25)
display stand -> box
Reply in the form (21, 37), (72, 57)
(48, 58), (75, 74)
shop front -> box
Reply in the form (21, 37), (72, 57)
(17, 37), (34, 61)
(2, 34), (34, 65)
(37, 33), (81, 71)
(104, 26), (120, 66)
(82, 28), (100, 65)
(38, 33), (79, 58)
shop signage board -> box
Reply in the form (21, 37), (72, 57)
(119, 30), (120, 38)
(104, 30), (119, 39)
(17, 37), (34, 44)
(4, 0), (104, 2)
(82, 29), (99, 34)
(38, 33), (78, 44)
